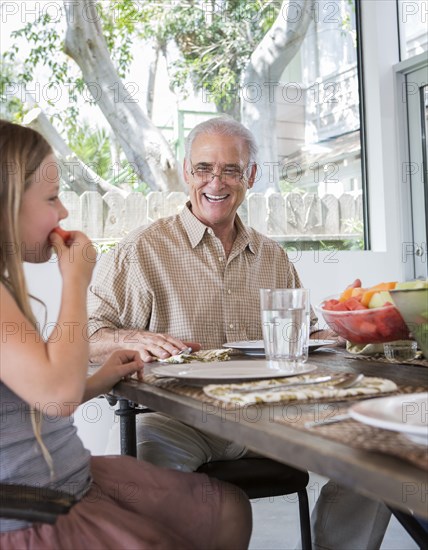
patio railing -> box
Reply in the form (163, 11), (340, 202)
(59, 190), (363, 242)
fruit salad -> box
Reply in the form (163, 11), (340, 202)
(318, 279), (419, 344)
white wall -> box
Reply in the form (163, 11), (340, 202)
(24, 260), (117, 455)
(24, 260), (62, 328)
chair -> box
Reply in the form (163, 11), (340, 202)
(0, 483), (75, 524)
(197, 458), (312, 550)
(111, 398), (313, 549)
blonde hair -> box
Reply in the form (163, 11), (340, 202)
(0, 120), (55, 478)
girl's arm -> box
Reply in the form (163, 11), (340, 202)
(0, 232), (96, 415)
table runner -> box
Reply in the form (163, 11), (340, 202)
(202, 375), (397, 405)
(142, 372), (427, 471)
(315, 347), (428, 367)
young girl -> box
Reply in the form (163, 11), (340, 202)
(0, 120), (252, 549)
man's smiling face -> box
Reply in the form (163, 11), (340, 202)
(183, 132), (255, 232)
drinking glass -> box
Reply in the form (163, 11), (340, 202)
(383, 340), (417, 363)
(260, 288), (310, 368)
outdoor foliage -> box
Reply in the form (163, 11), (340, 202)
(1, 0), (284, 187)
(111, 0), (280, 115)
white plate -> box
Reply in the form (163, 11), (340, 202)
(151, 360), (317, 385)
(308, 339), (337, 351)
(244, 350), (266, 357)
(349, 393), (428, 444)
(223, 340), (337, 356)
(224, 340), (265, 351)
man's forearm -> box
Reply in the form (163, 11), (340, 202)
(310, 328), (338, 340)
(89, 328), (145, 363)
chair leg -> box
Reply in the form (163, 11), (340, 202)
(298, 489), (312, 550)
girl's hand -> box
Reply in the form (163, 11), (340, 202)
(84, 350), (144, 402)
(50, 230), (96, 286)
(51, 226), (72, 242)
(103, 349), (144, 380)
(99, 349), (144, 386)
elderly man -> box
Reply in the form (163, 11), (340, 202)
(88, 116), (390, 550)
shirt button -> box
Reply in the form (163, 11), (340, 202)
(227, 289), (232, 294)
(219, 257), (224, 262)
(229, 323), (234, 329)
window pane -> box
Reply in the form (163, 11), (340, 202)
(276, 0), (365, 251)
(1, 0), (367, 250)
(398, 0), (428, 60)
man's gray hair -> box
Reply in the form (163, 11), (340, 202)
(184, 115), (258, 165)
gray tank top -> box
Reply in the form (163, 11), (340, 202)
(0, 382), (91, 532)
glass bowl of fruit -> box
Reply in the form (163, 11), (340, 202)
(316, 281), (411, 344)
(389, 283), (428, 358)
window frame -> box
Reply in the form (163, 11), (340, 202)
(298, 0), (414, 306)
(394, 53), (428, 279)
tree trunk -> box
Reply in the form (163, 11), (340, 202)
(241, 0), (314, 192)
(63, 0), (184, 192)
(146, 42), (161, 120)
(21, 96), (125, 196)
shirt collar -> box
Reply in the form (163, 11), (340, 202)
(233, 212), (256, 255)
(179, 202), (209, 248)
(179, 202), (256, 254)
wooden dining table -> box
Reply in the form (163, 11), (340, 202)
(110, 349), (428, 520)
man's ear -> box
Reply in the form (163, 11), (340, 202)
(183, 159), (190, 185)
(247, 162), (257, 190)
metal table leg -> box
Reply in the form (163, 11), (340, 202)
(116, 399), (137, 456)
(105, 396), (154, 457)
(388, 507), (428, 547)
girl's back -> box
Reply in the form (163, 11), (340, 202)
(0, 382), (91, 532)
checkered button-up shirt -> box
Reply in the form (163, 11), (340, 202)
(87, 204), (315, 349)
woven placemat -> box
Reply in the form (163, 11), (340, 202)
(317, 347), (428, 367)
(279, 406), (428, 472)
(143, 373), (427, 471)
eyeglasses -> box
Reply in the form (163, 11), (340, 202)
(190, 162), (247, 184)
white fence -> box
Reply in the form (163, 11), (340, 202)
(59, 190), (363, 242)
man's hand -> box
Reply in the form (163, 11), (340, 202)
(89, 328), (202, 364)
(347, 278), (362, 289)
(133, 332), (201, 362)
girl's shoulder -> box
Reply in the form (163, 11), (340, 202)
(1, 281), (15, 309)
(0, 282), (20, 316)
